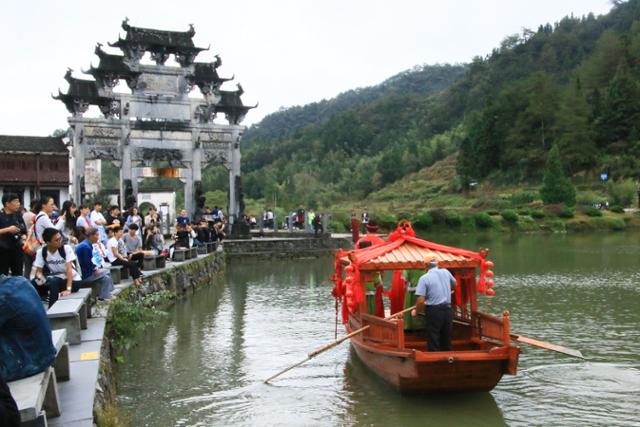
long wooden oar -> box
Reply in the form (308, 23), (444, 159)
(264, 306), (416, 384)
(510, 334), (584, 359)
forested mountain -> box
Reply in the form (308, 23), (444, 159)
(237, 0), (640, 210)
(243, 64), (467, 145)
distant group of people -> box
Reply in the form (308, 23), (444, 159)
(241, 207), (325, 236)
(287, 207), (324, 236)
(170, 207), (226, 255)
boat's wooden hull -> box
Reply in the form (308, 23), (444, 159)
(346, 313), (519, 393)
(350, 338), (511, 392)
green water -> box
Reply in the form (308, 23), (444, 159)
(118, 232), (640, 426)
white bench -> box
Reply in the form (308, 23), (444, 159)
(108, 264), (122, 284)
(142, 256), (157, 271)
(51, 329), (70, 382)
(8, 366), (60, 426)
(173, 248), (187, 262)
(47, 299), (85, 345)
(59, 288), (92, 320)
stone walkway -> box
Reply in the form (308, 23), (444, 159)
(47, 253), (212, 426)
(45, 235), (350, 425)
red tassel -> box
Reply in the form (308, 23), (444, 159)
(390, 271), (405, 315)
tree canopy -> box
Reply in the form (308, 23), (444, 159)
(228, 0), (640, 210)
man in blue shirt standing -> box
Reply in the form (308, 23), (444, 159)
(411, 257), (457, 351)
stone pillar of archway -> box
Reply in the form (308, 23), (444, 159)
(120, 125), (133, 209)
(71, 124), (85, 203)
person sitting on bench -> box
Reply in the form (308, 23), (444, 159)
(107, 226), (142, 286)
(122, 224), (147, 270)
(173, 223), (191, 249)
(75, 228), (114, 301)
(31, 228), (83, 307)
(0, 274), (56, 382)
(143, 224), (165, 256)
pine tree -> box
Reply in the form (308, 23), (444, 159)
(456, 136), (477, 191)
(540, 145), (576, 206)
(595, 62), (640, 149)
(555, 78), (597, 174)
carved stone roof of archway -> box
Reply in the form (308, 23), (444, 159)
(109, 18), (206, 54)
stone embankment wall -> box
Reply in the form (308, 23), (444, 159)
(95, 253), (225, 417)
(93, 235), (351, 421)
(224, 235), (352, 258)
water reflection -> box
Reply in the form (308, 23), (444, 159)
(118, 233), (640, 426)
(341, 348), (507, 427)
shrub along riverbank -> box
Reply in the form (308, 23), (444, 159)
(326, 204), (639, 235)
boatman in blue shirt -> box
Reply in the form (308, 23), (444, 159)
(411, 257), (457, 351)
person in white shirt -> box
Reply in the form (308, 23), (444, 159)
(90, 202), (108, 245)
(74, 205), (93, 241)
(25, 196), (66, 280)
(107, 226), (142, 286)
(33, 197), (65, 244)
(31, 228), (82, 307)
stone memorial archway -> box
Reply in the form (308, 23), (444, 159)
(54, 19), (254, 233)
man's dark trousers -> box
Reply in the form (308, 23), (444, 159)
(0, 247), (23, 277)
(425, 304), (453, 352)
(31, 277), (81, 308)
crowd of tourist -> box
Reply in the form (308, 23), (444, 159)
(0, 192), (230, 410)
(0, 193), (229, 300)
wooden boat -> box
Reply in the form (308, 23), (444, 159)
(331, 229), (519, 393)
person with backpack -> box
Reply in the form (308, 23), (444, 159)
(22, 196), (66, 279)
(312, 212), (323, 237)
(31, 228), (82, 307)
(33, 197), (66, 242)
(0, 193), (27, 276)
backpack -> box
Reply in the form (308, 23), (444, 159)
(40, 245), (67, 276)
(22, 213), (46, 256)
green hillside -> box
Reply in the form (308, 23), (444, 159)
(243, 64), (467, 146)
(233, 0), (640, 220)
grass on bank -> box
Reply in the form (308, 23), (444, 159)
(237, 154), (639, 234)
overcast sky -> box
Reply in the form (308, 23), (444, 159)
(0, 0), (613, 136)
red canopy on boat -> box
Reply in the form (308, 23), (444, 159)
(341, 235), (483, 270)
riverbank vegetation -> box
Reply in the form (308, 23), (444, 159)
(107, 288), (174, 350)
(235, 1), (640, 226)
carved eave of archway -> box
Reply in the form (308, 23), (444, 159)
(109, 18), (208, 67)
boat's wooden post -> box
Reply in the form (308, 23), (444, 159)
(470, 275), (479, 339)
(396, 318), (405, 350)
(502, 310), (511, 346)
(358, 273), (367, 315)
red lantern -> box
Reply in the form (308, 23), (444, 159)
(485, 270), (494, 278)
(484, 261), (494, 269)
(486, 280), (494, 288)
(486, 288), (495, 296)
